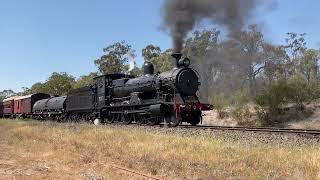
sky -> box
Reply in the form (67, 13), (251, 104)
(0, 0), (319, 92)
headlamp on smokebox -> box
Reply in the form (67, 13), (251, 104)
(178, 58), (191, 67)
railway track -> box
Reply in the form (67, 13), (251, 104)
(107, 122), (320, 136)
(178, 125), (320, 136)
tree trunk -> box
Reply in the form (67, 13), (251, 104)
(248, 65), (256, 97)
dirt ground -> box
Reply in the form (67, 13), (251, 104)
(202, 100), (320, 129)
(202, 110), (237, 126)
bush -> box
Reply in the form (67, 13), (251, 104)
(231, 90), (252, 126)
(255, 80), (289, 113)
(255, 75), (320, 125)
(287, 75), (311, 110)
(212, 93), (229, 118)
(288, 75), (320, 109)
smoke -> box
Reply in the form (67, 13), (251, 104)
(162, 0), (259, 52)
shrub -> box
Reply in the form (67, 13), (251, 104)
(288, 75), (320, 109)
(255, 80), (289, 113)
(211, 93), (229, 118)
(231, 90), (252, 126)
(255, 75), (320, 125)
(287, 75), (311, 110)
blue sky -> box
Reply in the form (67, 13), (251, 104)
(0, 0), (319, 92)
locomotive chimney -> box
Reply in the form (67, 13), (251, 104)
(171, 53), (183, 68)
(143, 61), (155, 76)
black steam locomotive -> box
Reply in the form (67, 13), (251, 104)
(31, 53), (211, 126)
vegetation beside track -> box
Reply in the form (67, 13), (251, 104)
(0, 118), (320, 179)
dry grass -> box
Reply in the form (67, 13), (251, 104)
(0, 119), (320, 179)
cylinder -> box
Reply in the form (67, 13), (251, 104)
(149, 104), (168, 115)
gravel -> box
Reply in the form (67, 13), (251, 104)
(98, 124), (320, 147)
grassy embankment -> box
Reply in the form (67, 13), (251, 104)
(0, 118), (320, 179)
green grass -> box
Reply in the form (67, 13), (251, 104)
(0, 118), (320, 179)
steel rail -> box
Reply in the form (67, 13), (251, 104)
(178, 125), (320, 135)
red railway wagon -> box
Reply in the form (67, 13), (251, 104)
(2, 96), (19, 118)
(13, 93), (50, 118)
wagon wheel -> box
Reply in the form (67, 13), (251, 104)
(170, 115), (182, 127)
(119, 114), (133, 125)
(110, 113), (120, 123)
(190, 114), (201, 126)
(119, 108), (133, 125)
(105, 117), (114, 124)
(104, 112), (114, 124)
(163, 115), (181, 127)
(134, 114), (144, 125)
(147, 116), (160, 126)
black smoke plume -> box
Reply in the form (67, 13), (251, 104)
(162, 0), (258, 52)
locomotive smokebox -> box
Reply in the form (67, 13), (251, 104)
(171, 53), (182, 68)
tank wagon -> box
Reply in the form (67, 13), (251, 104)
(33, 96), (67, 120)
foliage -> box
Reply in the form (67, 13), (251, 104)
(237, 25), (265, 97)
(23, 72), (75, 96)
(211, 93), (228, 118)
(288, 75), (320, 109)
(231, 90), (251, 126)
(45, 72), (76, 95)
(94, 41), (133, 74)
(0, 90), (16, 100)
(150, 49), (173, 72)
(142, 44), (161, 60)
(299, 49), (319, 82)
(22, 83), (49, 95)
(255, 75), (320, 125)
(183, 29), (220, 57)
(129, 67), (143, 76)
(255, 80), (289, 113)
(73, 72), (98, 89)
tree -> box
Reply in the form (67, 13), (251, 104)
(0, 90), (16, 99)
(284, 32), (307, 77)
(94, 41), (133, 74)
(45, 72), (75, 96)
(142, 45), (161, 61)
(299, 49), (319, 82)
(262, 43), (289, 84)
(73, 72), (98, 89)
(23, 83), (49, 94)
(183, 29), (221, 102)
(130, 67), (143, 76)
(141, 44), (172, 73)
(237, 25), (265, 97)
(285, 32), (307, 61)
(183, 29), (220, 57)
(150, 49), (173, 72)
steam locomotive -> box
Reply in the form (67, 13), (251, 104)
(1, 54), (212, 126)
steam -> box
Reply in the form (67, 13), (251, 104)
(127, 50), (136, 72)
(162, 0), (258, 52)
